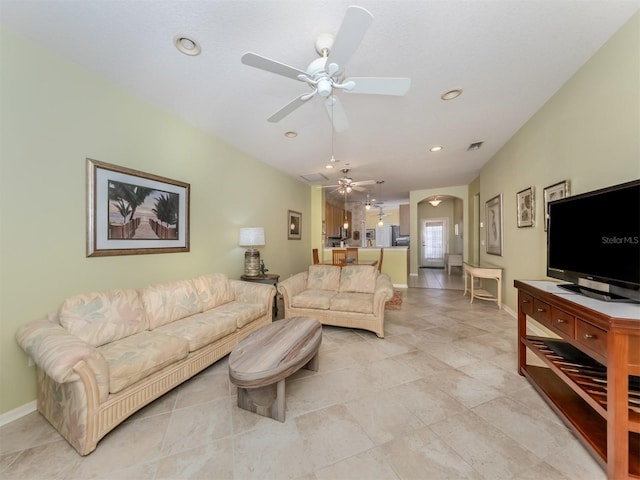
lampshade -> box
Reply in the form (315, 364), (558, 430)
(239, 227), (265, 247)
(239, 227), (264, 277)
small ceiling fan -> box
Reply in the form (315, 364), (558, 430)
(324, 168), (376, 194)
(241, 5), (411, 131)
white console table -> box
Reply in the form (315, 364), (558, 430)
(463, 262), (502, 309)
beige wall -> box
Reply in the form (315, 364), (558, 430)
(478, 12), (640, 312)
(0, 30), (311, 414)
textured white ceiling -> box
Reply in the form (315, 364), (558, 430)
(2, 0), (638, 205)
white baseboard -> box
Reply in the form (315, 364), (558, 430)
(0, 400), (36, 427)
(409, 273), (418, 276)
(393, 284), (408, 289)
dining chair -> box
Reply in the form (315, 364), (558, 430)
(332, 249), (347, 265)
(377, 248), (384, 272)
(312, 248), (320, 264)
(346, 247), (358, 264)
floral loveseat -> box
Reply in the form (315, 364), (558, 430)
(277, 264), (394, 338)
(15, 273), (274, 455)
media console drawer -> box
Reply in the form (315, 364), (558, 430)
(532, 298), (551, 326)
(575, 319), (608, 360)
(551, 306), (575, 337)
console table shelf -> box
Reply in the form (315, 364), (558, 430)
(515, 280), (640, 480)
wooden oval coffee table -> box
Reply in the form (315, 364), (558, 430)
(228, 316), (322, 422)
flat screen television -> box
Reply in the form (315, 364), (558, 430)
(547, 179), (640, 303)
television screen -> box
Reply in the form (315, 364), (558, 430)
(547, 180), (640, 301)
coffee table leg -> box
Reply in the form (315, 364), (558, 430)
(304, 352), (319, 372)
(273, 379), (285, 422)
(236, 380), (286, 422)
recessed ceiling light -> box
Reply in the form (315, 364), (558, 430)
(174, 35), (201, 56)
(468, 141), (484, 151)
(325, 164), (334, 169)
(430, 145), (443, 152)
(284, 131), (298, 138)
(441, 89), (463, 100)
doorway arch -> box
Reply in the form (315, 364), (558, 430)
(409, 186), (469, 277)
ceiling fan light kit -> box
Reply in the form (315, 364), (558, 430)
(241, 5), (410, 132)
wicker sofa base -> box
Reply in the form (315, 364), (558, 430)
(38, 315), (271, 455)
(281, 305), (385, 338)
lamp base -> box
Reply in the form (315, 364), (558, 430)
(244, 249), (261, 276)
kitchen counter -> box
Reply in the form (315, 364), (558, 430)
(323, 247), (408, 287)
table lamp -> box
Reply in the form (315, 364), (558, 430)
(239, 227), (265, 276)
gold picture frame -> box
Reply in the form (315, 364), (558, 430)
(543, 180), (570, 231)
(516, 186), (535, 228)
(87, 158), (190, 257)
(287, 210), (301, 240)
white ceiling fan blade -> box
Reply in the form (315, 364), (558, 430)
(352, 180), (377, 186)
(324, 96), (349, 132)
(241, 52), (307, 81)
(267, 93), (311, 122)
(326, 6), (373, 73)
(345, 77), (411, 96)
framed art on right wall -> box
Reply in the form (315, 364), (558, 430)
(485, 193), (503, 256)
(543, 180), (570, 231)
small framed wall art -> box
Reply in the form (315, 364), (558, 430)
(87, 158), (190, 257)
(516, 186), (535, 228)
(543, 180), (570, 231)
(288, 210), (301, 240)
(485, 193), (503, 256)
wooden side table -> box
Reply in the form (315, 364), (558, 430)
(241, 273), (280, 318)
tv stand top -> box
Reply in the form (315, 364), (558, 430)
(517, 280), (640, 321)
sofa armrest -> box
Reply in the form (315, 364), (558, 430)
(16, 316), (109, 390)
(373, 273), (394, 310)
(277, 272), (308, 308)
(230, 280), (275, 305)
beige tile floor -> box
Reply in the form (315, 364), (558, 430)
(0, 287), (606, 480)
(409, 267), (465, 290)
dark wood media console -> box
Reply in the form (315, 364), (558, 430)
(514, 280), (640, 480)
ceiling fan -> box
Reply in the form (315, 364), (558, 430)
(324, 168), (376, 194)
(241, 5), (411, 132)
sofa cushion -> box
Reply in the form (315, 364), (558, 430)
(212, 301), (267, 328)
(339, 265), (378, 294)
(192, 273), (235, 311)
(307, 265), (341, 291)
(140, 280), (203, 330)
(330, 292), (375, 314)
(291, 289), (336, 310)
(97, 331), (189, 394)
(59, 289), (147, 347)
(154, 310), (237, 352)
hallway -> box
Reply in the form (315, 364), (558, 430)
(408, 266), (465, 290)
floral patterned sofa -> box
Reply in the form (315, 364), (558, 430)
(15, 273), (274, 455)
(277, 264), (394, 338)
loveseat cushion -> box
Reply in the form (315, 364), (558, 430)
(330, 292), (374, 314)
(154, 310), (237, 352)
(59, 289), (147, 347)
(307, 265), (341, 291)
(192, 273), (235, 311)
(97, 331), (189, 394)
(339, 265), (378, 294)
(140, 280), (203, 330)
(291, 289), (336, 310)
(211, 301), (267, 328)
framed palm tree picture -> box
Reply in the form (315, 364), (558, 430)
(87, 158), (190, 257)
